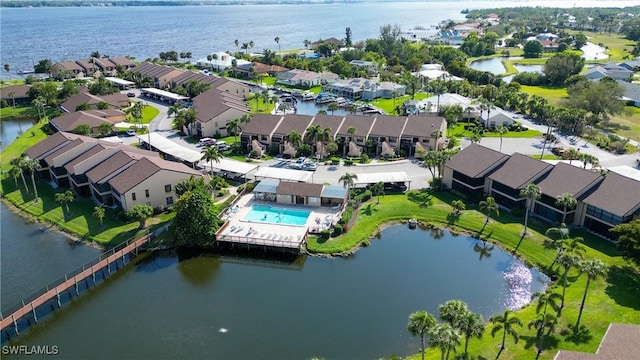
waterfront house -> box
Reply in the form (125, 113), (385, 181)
(76, 59), (100, 77)
(0, 85), (31, 106)
(442, 143), (509, 197)
(191, 88), (251, 138)
(131, 62), (186, 89)
(577, 171), (640, 237)
(310, 38), (344, 50)
(413, 64), (462, 82)
(487, 153), (554, 211)
(51, 61), (85, 80)
(108, 56), (136, 71)
(24, 132), (201, 211)
(276, 69), (338, 88)
(532, 162), (603, 224)
(92, 58), (118, 76)
(234, 62), (289, 78)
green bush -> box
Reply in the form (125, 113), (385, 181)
(355, 190), (372, 203)
(333, 223), (343, 236)
(344, 159), (354, 166)
(360, 154), (369, 163)
(331, 157), (340, 165)
(320, 230), (331, 239)
(340, 206), (353, 224)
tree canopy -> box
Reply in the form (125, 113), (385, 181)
(543, 52), (585, 85)
(610, 219), (640, 265)
(172, 189), (219, 247)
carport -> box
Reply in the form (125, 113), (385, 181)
(141, 88), (189, 104)
(105, 77), (135, 90)
(253, 167), (313, 183)
(352, 171), (411, 190)
(209, 158), (259, 182)
(137, 133), (201, 167)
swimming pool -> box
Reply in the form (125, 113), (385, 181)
(243, 205), (311, 226)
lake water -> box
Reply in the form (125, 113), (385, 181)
(3, 225), (548, 359)
(0, 118), (36, 150)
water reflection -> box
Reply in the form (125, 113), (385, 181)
(0, 118), (35, 149)
(503, 261), (535, 310)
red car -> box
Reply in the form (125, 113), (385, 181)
(127, 92), (136, 98)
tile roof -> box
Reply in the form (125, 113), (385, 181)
(85, 150), (136, 183)
(0, 84), (31, 99)
(309, 114), (345, 138)
(369, 115), (406, 138)
(534, 162), (603, 198)
(581, 171), (640, 216)
(445, 143), (509, 178)
(25, 132), (78, 159)
(336, 115), (375, 137)
(241, 114), (283, 136)
(192, 88), (250, 123)
(63, 143), (110, 174)
(108, 157), (161, 194)
(274, 114), (315, 136)
(276, 181), (323, 197)
(50, 111), (114, 132)
(403, 115), (446, 137)
(489, 153), (553, 190)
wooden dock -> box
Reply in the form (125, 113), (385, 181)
(1, 235), (149, 341)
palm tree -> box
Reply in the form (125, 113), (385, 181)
(327, 102), (339, 115)
(407, 310), (436, 360)
(93, 204), (106, 227)
(4, 63), (11, 81)
(339, 172), (358, 202)
(558, 252), (582, 311)
(9, 158), (28, 193)
(8, 165), (21, 187)
(234, 39), (239, 52)
(555, 193), (577, 224)
(479, 196), (499, 224)
(370, 181), (384, 204)
(532, 291), (562, 317)
(527, 313), (558, 357)
(23, 158), (41, 202)
(458, 311), (485, 357)
(575, 258), (607, 329)
(226, 118), (241, 142)
(563, 148), (580, 164)
(545, 222), (570, 242)
(496, 125), (507, 152)
(346, 126), (357, 147)
(305, 124), (322, 149)
(520, 183), (541, 236)
(490, 310), (522, 352)
(439, 299), (469, 328)
(55, 190), (75, 214)
(429, 323), (461, 360)
(201, 146), (221, 174)
(286, 130), (303, 151)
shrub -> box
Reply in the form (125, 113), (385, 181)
(244, 182), (256, 192)
(344, 159), (354, 166)
(331, 157), (340, 165)
(333, 223), (343, 236)
(116, 210), (130, 222)
(340, 206), (353, 224)
(320, 230), (331, 239)
(429, 177), (443, 189)
(355, 190), (372, 203)
(360, 154), (369, 163)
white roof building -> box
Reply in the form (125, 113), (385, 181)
(413, 64), (463, 81)
(196, 52), (251, 71)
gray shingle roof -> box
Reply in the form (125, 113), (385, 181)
(241, 114), (283, 136)
(445, 143), (509, 178)
(276, 181), (323, 197)
(489, 153), (553, 190)
(534, 162), (603, 198)
(581, 171), (640, 216)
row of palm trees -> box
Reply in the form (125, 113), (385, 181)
(8, 157), (41, 202)
(407, 300), (485, 360)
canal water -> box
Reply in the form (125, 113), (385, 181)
(3, 225), (548, 359)
(0, 118), (36, 150)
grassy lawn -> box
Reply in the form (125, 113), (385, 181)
(602, 106), (640, 143)
(126, 103), (159, 124)
(532, 154), (562, 160)
(371, 92), (429, 114)
(450, 123), (542, 138)
(307, 190), (639, 360)
(247, 94), (276, 114)
(520, 85), (568, 106)
(0, 120), (50, 173)
(567, 31), (635, 61)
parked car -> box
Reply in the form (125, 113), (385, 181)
(199, 138), (216, 146)
(290, 156), (306, 169)
(126, 129), (136, 137)
(217, 144), (230, 152)
(303, 162), (318, 171)
(126, 92), (136, 98)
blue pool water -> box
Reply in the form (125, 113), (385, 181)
(243, 205), (311, 226)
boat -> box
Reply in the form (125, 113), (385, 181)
(408, 219), (417, 228)
(301, 92), (316, 101)
(18, 69), (35, 75)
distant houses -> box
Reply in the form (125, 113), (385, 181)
(195, 52), (251, 72)
(421, 93), (515, 128)
(322, 78), (406, 100)
(442, 144), (640, 238)
(25, 132), (201, 211)
(51, 56), (135, 80)
(276, 69), (339, 88)
(0, 84), (32, 106)
(191, 88), (251, 138)
(49, 110), (125, 134)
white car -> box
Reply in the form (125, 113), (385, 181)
(126, 130), (136, 137)
(199, 138), (216, 146)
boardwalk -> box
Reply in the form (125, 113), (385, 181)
(1, 235), (149, 338)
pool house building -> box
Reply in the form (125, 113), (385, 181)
(215, 179), (348, 252)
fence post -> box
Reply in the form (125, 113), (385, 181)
(31, 303), (37, 323)
(12, 315), (18, 336)
(55, 288), (61, 308)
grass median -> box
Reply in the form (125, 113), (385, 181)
(307, 190), (639, 359)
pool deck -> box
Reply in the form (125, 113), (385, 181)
(215, 194), (343, 251)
